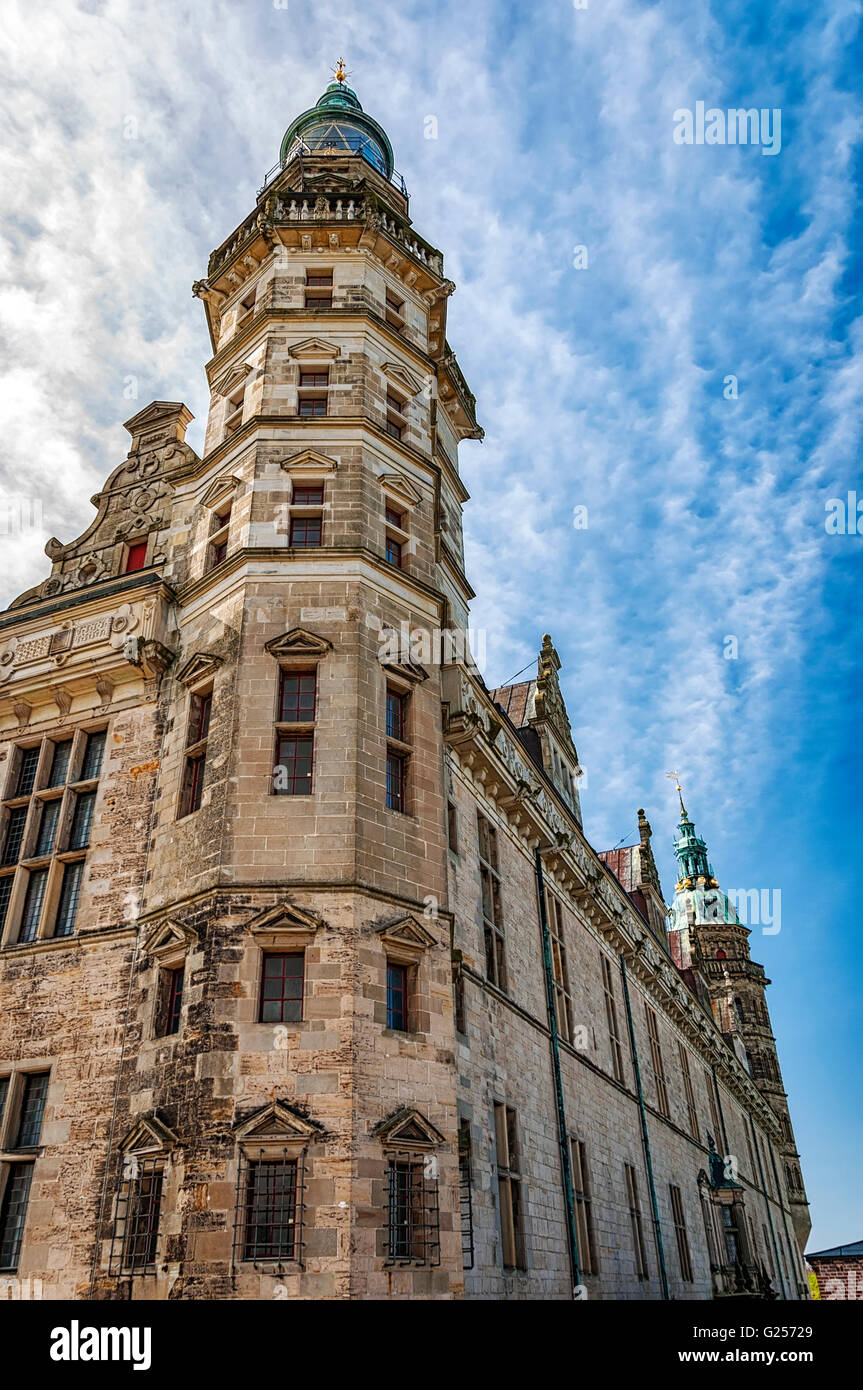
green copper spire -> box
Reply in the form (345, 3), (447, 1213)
(672, 798), (718, 890)
(279, 61), (395, 179)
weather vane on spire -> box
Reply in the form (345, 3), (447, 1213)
(333, 56), (350, 84)
(666, 770), (687, 815)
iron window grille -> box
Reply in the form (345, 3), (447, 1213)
(384, 1153), (440, 1267)
(458, 1121), (475, 1271)
(108, 1156), (165, 1276)
(234, 1148), (306, 1268)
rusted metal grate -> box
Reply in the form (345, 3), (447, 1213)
(233, 1148), (306, 1270)
(108, 1155), (164, 1276)
(385, 1152), (440, 1267)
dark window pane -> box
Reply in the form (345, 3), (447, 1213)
(274, 736), (314, 795)
(298, 396), (327, 416)
(16, 1072), (49, 1147)
(2, 807), (28, 866)
(385, 536), (402, 566)
(48, 740), (72, 788)
(299, 371), (329, 387)
(180, 753), (206, 817)
(278, 671), (317, 723)
(244, 1159), (298, 1260)
(54, 860), (84, 938)
(386, 752), (406, 811)
(164, 968), (184, 1036)
(209, 538), (227, 567)
(15, 747), (40, 797)
(386, 689), (405, 741)
(291, 485), (323, 507)
(0, 876), (13, 933)
(306, 273), (332, 287)
(289, 516), (322, 547)
(69, 791), (96, 850)
(188, 692), (212, 746)
(0, 1165), (34, 1271)
(258, 953), (304, 1022)
(385, 419), (403, 441)
(0, 1075), (8, 1128)
(80, 731), (106, 782)
(386, 962), (408, 1031)
(19, 869), (48, 943)
(385, 506), (404, 529)
(35, 799), (61, 857)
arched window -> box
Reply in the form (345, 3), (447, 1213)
(715, 948), (727, 961)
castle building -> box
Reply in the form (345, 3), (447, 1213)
(0, 68), (808, 1300)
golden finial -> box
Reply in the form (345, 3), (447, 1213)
(333, 56), (349, 84)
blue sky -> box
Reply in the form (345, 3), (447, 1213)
(0, 0), (860, 1253)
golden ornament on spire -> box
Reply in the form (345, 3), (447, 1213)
(666, 769), (686, 815)
(333, 56), (349, 83)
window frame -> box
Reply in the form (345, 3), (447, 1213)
(478, 811), (506, 991)
(258, 951), (305, 1024)
(177, 687), (213, 820)
(494, 1102), (525, 1271)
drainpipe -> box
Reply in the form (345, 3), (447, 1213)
(620, 953), (670, 1299)
(749, 1111), (785, 1299)
(534, 848), (581, 1298)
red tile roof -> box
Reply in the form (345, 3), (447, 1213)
(489, 680), (535, 729)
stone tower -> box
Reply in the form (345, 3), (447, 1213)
(0, 68), (480, 1300)
(0, 68), (809, 1304)
(666, 793), (810, 1251)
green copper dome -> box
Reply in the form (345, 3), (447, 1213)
(279, 79), (395, 179)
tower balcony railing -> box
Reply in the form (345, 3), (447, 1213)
(209, 184), (442, 282)
(701, 958), (766, 981)
(258, 134), (409, 200)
